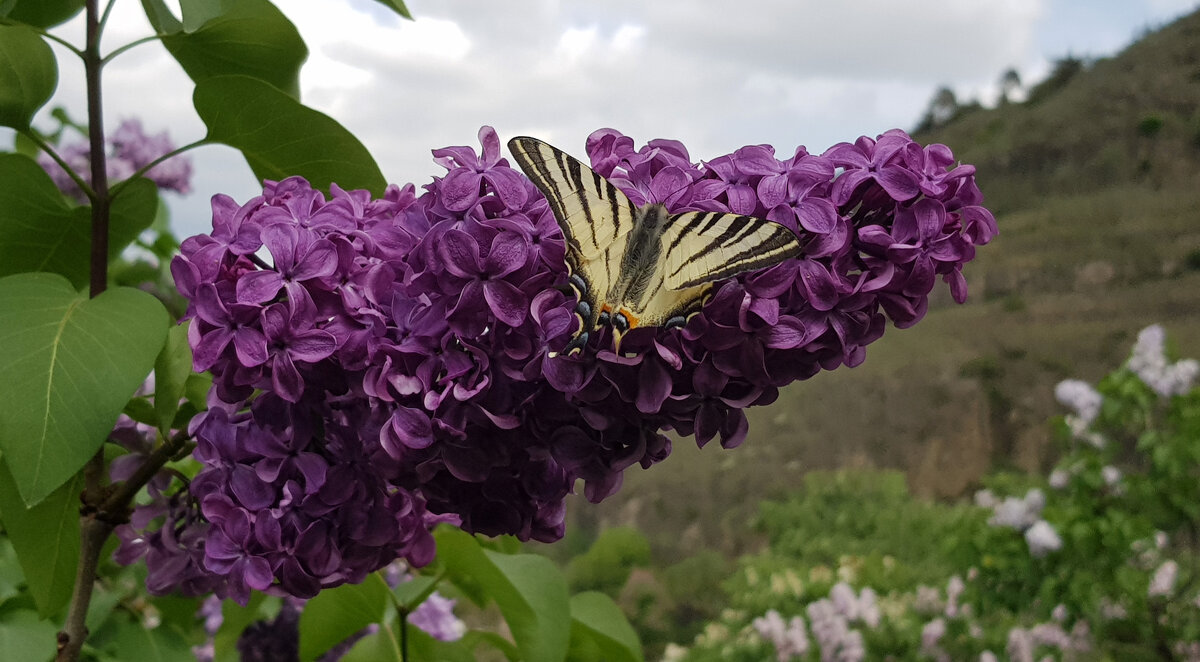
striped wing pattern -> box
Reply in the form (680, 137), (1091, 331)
(508, 136), (636, 337)
(659, 211), (804, 290)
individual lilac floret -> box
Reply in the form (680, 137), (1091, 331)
(160, 125), (994, 603)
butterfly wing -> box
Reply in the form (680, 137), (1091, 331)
(508, 136), (637, 350)
(624, 211), (804, 328)
(659, 211), (804, 290)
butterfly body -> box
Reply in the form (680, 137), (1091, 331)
(507, 136), (804, 356)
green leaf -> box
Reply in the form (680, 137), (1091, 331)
(0, 154), (88, 285)
(139, 0), (182, 34)
(154, 323), (193, 436)
(0, 24), (57, 129)
(339, 629), (401, 662)
(406, 626), (475, 662)
(464, 631), (521, 661)
(0, 273), (169, 505)
(194, 75), (386, 196)
(369, 0), (413, 20)
(392, 574), (438, 610)
(107, 613), (194, 662)
(122, 396), (158, 427)
(568, 592), (643, 662)
(0, 155), (159, 288)
(299, 575), (388, 662)
(436, 527), (571, 662)
(0, 537), (24, 605)
(161, 0), (307, 99)
(184, 372), (212, 409)
(0, 608), (59, 661)
(0, 459), (83, 616)
(109, 178), (161, 260)
(2, 0), (83, 28)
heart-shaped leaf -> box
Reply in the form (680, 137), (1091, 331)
(0, 459), (84, 616)
(195, 75), (386, 196)
(161, 0), (307, 99)
(0, 273), (169, 505)
(0, 23), (57, 129)
(436, 527), (571, 662)
(0, 154), (160, 288)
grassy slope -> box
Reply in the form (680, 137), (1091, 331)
(548, 10), (1200, 563)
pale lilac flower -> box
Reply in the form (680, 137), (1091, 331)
(913, 585), (943, 615)
(1030, 622), (1071, 650)
(1054, 378), (1104, 443)
(1025, 520), (1063, 557)
(37, 118), (192, 202)
(1007, 627), (1035, 662)
(988, 489), (1045, 531)
(944, 575), (965, 618)
(1048, 469), (1069, 489)
(921, 618), (948, 661)
(837, 629), (865, 662)
(753, 610), (810, 662)
(1128, 324), (1200, 397)
(980, 652), (999, 662)
(1051, 604), (1068, 622)
(1149, 560), (1179, 597)
(1101, 465), (1122, 487)
(973, 489), (997, 509)
(409, 593), (467, 642)
(857, 587), (881, 629)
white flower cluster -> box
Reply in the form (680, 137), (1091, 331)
(752, 610), (810, 662)
(1005, 621), (1090, 662)
(802, 582), (878, 662)
(1053, 379), (1105, 446)
(1128, 324), (1200, 397)
(1148, 560), (1179, 598)
(976, 488), (1063, 557)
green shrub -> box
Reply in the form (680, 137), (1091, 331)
(564, 526), (651, 597)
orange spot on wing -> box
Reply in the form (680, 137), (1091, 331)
(622, 308), (640, 328)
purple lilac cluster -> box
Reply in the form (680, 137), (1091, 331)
(37, 118), (192, 201)
(144, 126), (992, 603)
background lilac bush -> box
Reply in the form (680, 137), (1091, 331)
(151, 125), (996, 603)
(661, 326), (1200, 661)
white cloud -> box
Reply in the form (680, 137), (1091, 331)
(10, 0), (1191, 238)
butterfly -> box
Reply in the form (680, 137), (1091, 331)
(507, 136), (805, 356)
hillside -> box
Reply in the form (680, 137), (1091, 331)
(547, 9), (1200, 563)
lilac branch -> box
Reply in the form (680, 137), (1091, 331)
(57, 2), (111, 659)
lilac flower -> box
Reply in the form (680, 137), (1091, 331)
(37, 118), (192, 202)
(1025, 520), (1063, 558)
(147, 125), (993, 603)
(1054, 378), (1102, 440)
(408, 592), (467, 642)
(1127, 324), (1200, 397)
(1148, 560), (1179, 597)
(753, 610), (810, 662)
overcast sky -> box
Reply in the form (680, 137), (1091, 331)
(11, 0), (1200, 237)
